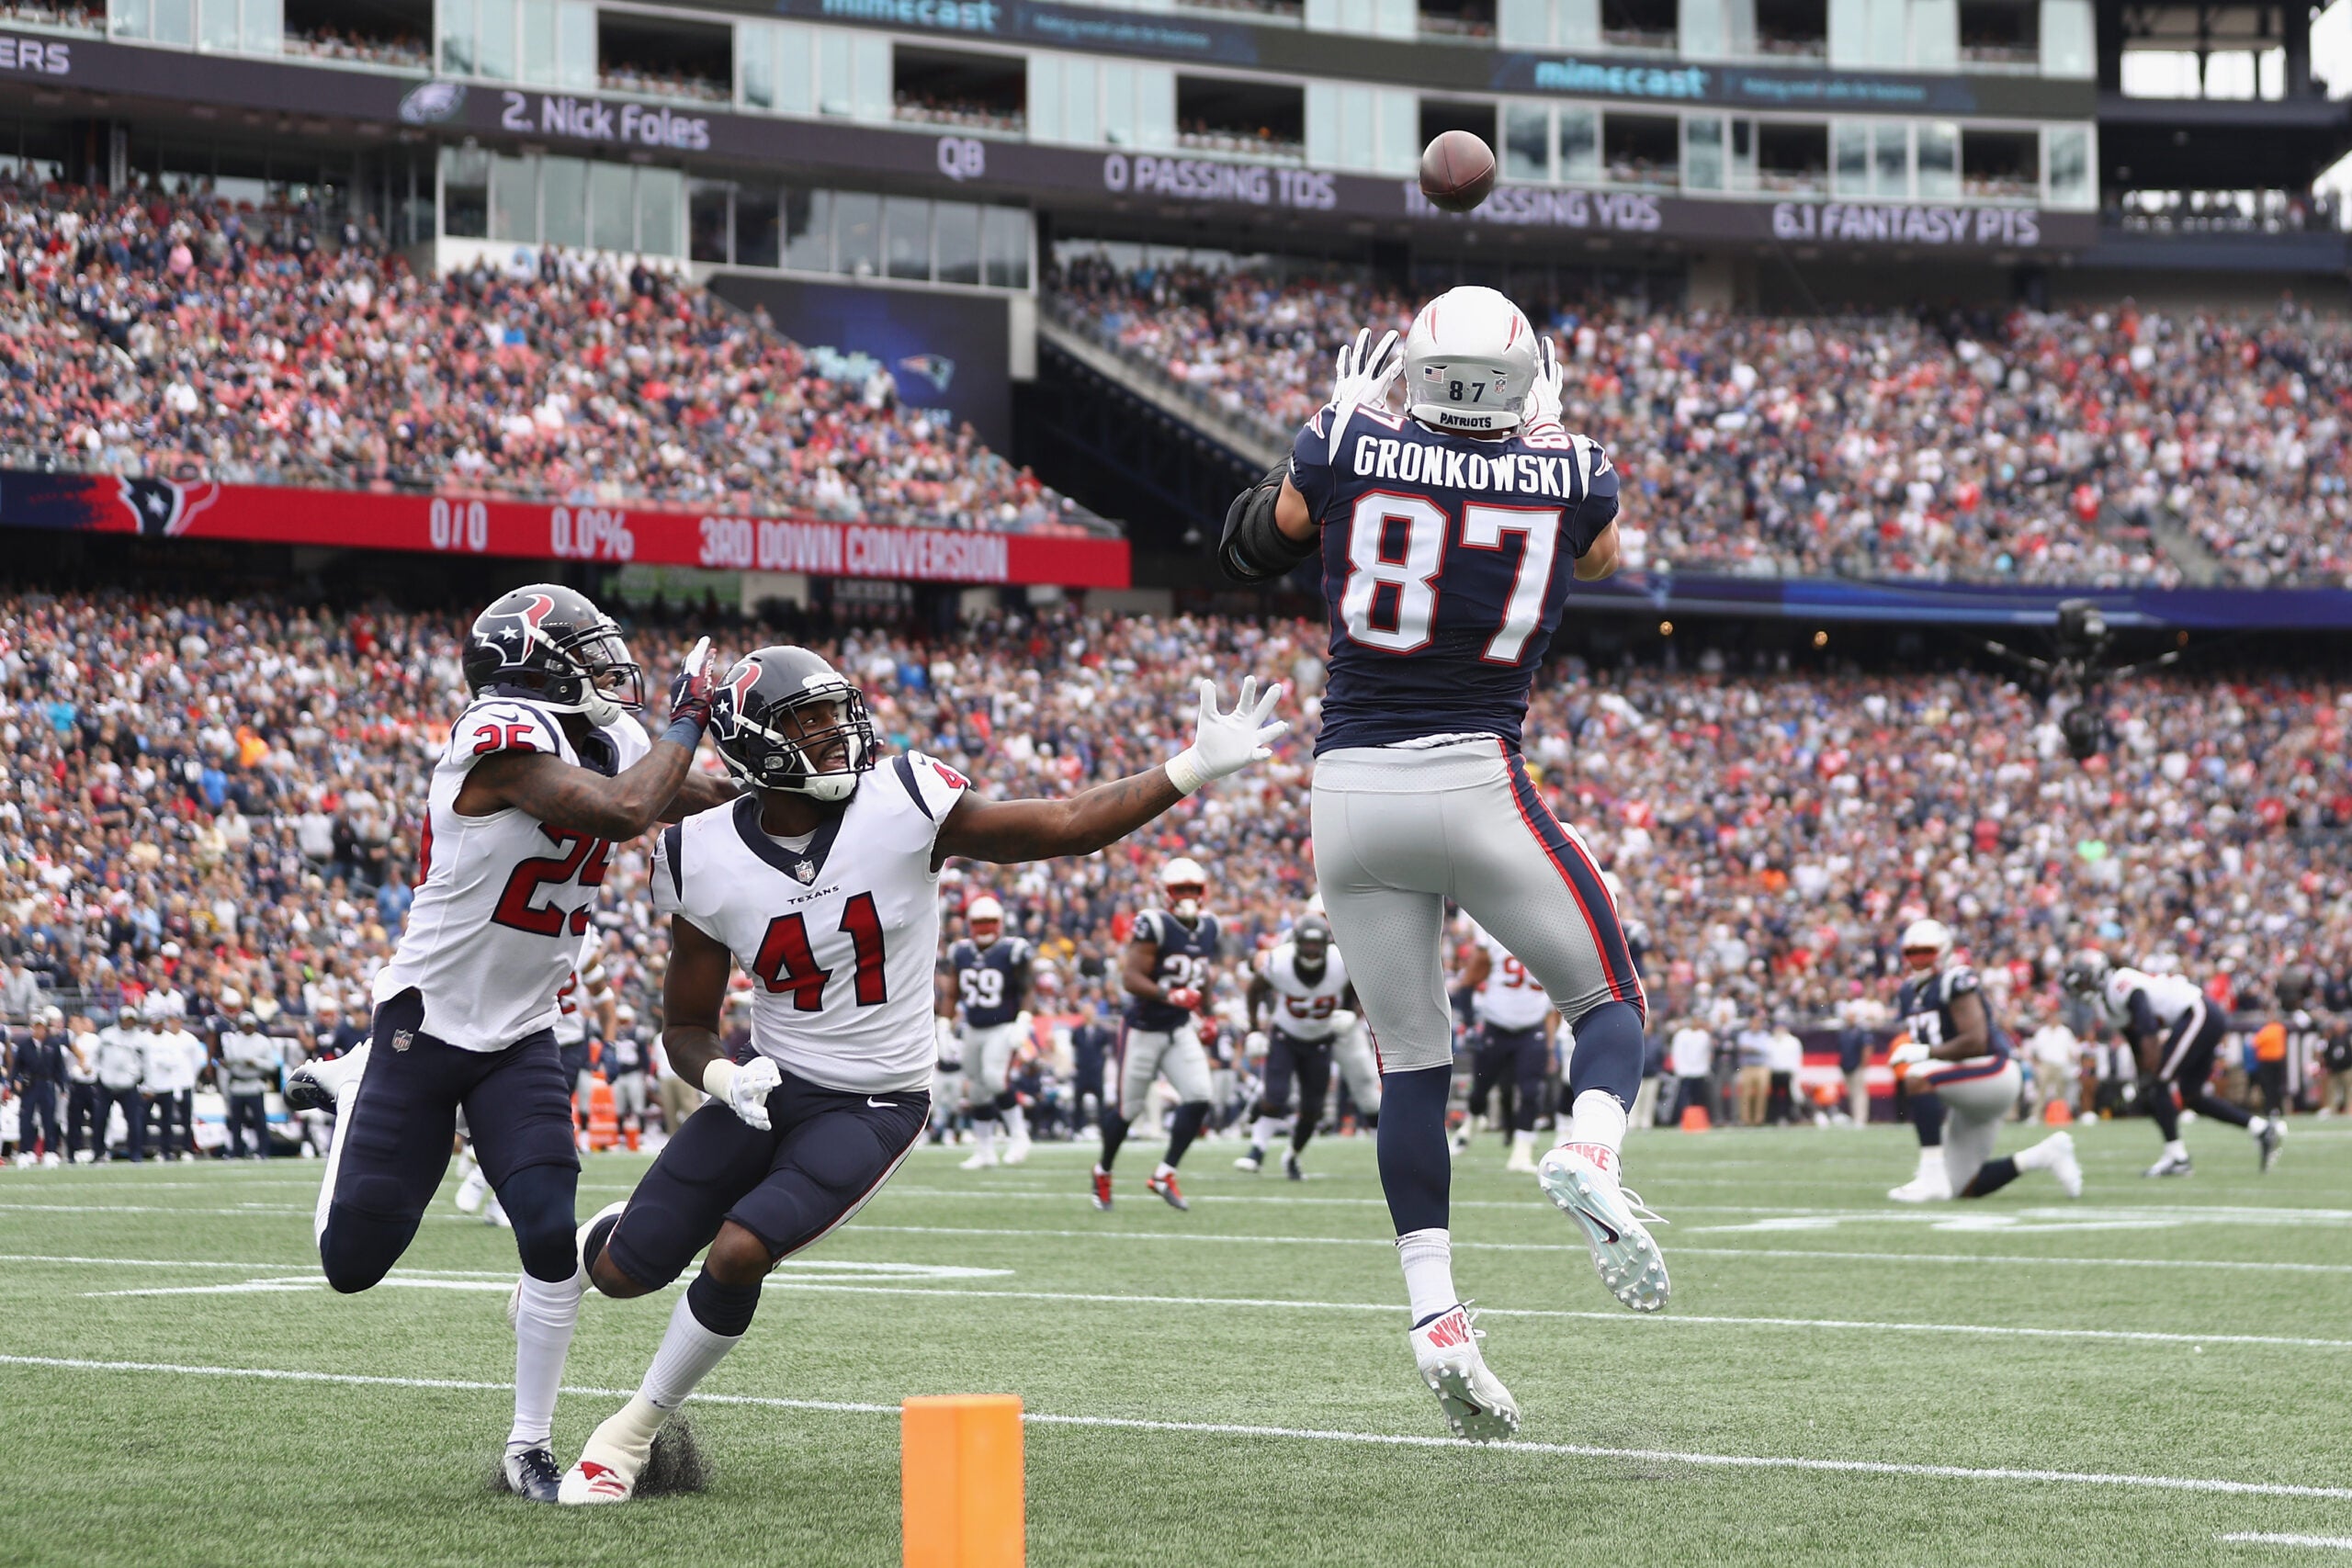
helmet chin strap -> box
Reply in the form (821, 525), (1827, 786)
(581, 691), (623, 728)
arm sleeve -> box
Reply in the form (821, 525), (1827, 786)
(1288, 407), (1343, 525)
(1563, 437), (1621, 558)
(2127, 988), (2157, 1040)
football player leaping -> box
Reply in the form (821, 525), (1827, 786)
(1093, 857), (1223, 1212)
(284, 584), (730, 1501)
(557, 648), (1281, 1503)
(945, 895), (1035, 1169)
(2064, 950), (2283, 1176)
(1884, 920), (2082, 1202)
(1219, 287), (1662, 1441)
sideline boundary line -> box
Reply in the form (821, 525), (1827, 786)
(4, 1353), (2348, 1502)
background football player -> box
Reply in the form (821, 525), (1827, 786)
(1219, 287), (1659, 1442)
(556, 647), (1281, 1503)
(1094, 856), (1222, 1212)
(943, 894), (1035, 1169)
(1453, 920), (1556, 1173)
(2065, 949), (2282, 1175)
(283, 583), (728, 1502)
(1885, 919), (2080, 1202)
(1237, 911), (1354, 1179)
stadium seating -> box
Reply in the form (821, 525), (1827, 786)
(1, 592), (2335, 1051)
(0, 188), (1097, 537)
(1048, 258), (2352, 586)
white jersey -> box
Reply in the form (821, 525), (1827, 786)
(65, 1031), (98, 1085)
(551, 932), (610, 1047)
(2101, 967), (2205, 1032)
(654, 750), (968, 1096)
(1469, 924), (1552, 1032)
(372, 694), (650, 1052)
(144, 1027), (204, 1093)
(1261, 942), (1350, 1043)
(94, 1025), (150, 1089)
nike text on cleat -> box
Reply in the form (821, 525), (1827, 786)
(1282, 1150), (1304, 1181)
(1234, 1149), (1263, 1173)
(1409, 1304), (1520, 1442)
(2144, 1153), (2194, 1179)
(2048, 1132), (2083, 1198)
(1090, 1168), (1114, 1211)
(558, 1459), (635, 1505)
(1146, 1172), (1189, 1211)
(1538, 1145), (1670, 1313)
(503, 1446), (563, 1503)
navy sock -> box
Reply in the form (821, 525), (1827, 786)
(1960, 1156), (2019, 1198)
(1908, 1089), (1945, 1148)
(2185, 1090), (2253, 1129)
(1164, 1101), (1209, 1167)
(1375, 1065), (1453, 1235)
(1098, 1111), (1129, 1170)
(2143, 1077), (2180, 1139)
(685, 1269), (762, 1337)
(1566, 1000), (1645, 1106)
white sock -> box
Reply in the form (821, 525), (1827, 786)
(2247, 1115), (2270, 1137)
(1152, 1160), (1176, 1180)
(1006, 1104), (1028, 1140)
(1396, 1227), (1458, 1325)
(311, 1077), (363, 1243)
(641, 1289), (742, 1412)
(1250, 1116), (1283, 1151)
(1916, 1145), (1947, 1179)
(507, 1269), (584, 1451)
(2164, 1138), (2188, 1160)
(2016, 1136), (2059, 1171)
(1511, 1129), (1536, 1155)
(973, 1120), (996, 1156)
(1561, 1089), (1631, 1173)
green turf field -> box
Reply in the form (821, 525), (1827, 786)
(3, 1116), (2348, 1567)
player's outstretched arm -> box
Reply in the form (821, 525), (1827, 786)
(464, 638), (723, 839)
(932, 678), (1286, 865)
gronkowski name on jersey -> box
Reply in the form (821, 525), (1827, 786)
(950, 935), (1032, 1030)
(654, 752), (969, 1096)
(1127, 908), (1220, 1033)
(1262, 942), (1349, 1043)
(1896, 964), (2012, 1060)
(1290, 400), (1618, 754)
(372, 695), (650, 1051)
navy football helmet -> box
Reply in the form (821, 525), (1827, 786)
(461, 583), (642, 727)
(710, 646), (876, 803)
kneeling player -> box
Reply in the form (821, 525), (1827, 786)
(558, 648), (1282, 1502)
(1887, 920), (2080, 1202)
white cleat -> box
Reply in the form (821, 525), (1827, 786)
(1504, 1143), (1537, 1175)
(1003, 1133), (1032, 1167)
(959, 1147), (999, 1170)
(2144, 1151), (2194, 1179)
(1409, 1303), (1520, 1442)
(40, 1151), (61, 1168)
(1233, 1148), (1264, 1173)
(2046, 1131), (2083, 1198)
(284, 1040), (370, 1112)
(558, 1458), (637, 1505)
(485, 1195), (511, 1228)
(1538, 1145), (1670, 1313)
(453, 1164), (488, 1214)
(1887, 1172), (1953, 1201)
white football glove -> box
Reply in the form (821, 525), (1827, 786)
(1525, 334), (1565, 430)
(1327, 326), (1402, 462)
(1887, 1040), (1931, 1075)
(702, 1055), (781, 1130)
(1165, 677), (1287, 795)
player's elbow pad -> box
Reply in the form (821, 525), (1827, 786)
(1217, 463), (1317, 585)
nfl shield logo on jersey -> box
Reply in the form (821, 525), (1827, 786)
(792, 859), (817, 884)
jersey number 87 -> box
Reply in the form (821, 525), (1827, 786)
(1340, 495), (1562, 662)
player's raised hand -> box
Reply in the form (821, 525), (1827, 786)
(1166, 677), (1287, 795)
(667, 637), (720, 729)
(706, 1054), (781, 1129)
(1526, 333), (1566, 429)
(1327, 326), (1401, 461)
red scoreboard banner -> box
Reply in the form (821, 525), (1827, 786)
(0, 472), (1132, 590)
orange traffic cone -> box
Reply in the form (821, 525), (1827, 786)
(1679, 1102), (1712, 1133)
(587, 1072), (619, 1152)
(2042, 1098), (2074, 1126)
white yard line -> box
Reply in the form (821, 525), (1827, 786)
(2219, 1534), (2352, 1551)
(2, 1351), (2346, 1502)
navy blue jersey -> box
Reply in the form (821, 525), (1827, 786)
(1290, 401), (1618, 753)
(1896, 965), (2013, 1060)
(949, 935), (1033, 1029)
(1125, 909), (1221, 1032)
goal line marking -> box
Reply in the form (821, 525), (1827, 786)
(3, 1352), (2346, 1503)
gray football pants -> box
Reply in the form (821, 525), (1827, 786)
(1311, 740), (1645, 1075)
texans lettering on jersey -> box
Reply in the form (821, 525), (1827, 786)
(950, 935), (1032, 1030)
(1896, 964), (2012, 1059)
(653, 752), (967, 1095)
(1127, 908), (1220, 1032)
(1290, 401), (1618, 753)
(1261, 942), (1349, 1043)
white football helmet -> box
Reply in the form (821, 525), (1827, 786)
(1160, 857), (1208, 922)
(1899, 919), (1953, 971)
(967, 896), (1004, 946)
(1402, 287), (1541, 434)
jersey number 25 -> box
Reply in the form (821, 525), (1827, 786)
(1340, 495), (1562, 662)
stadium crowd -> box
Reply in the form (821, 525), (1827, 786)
(1048, 257), (2352, 587)
(4, 589), (2350, 1156)
(0, 186), (1094, 536)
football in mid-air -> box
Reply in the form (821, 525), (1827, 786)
(1419, 130), (1498, 212)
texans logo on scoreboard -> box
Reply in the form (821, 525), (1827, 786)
(118, 478), (221, 538)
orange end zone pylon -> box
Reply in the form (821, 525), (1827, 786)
(903, 1394), (1023, 1568)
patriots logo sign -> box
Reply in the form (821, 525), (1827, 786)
(896, 354), (956, 395)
